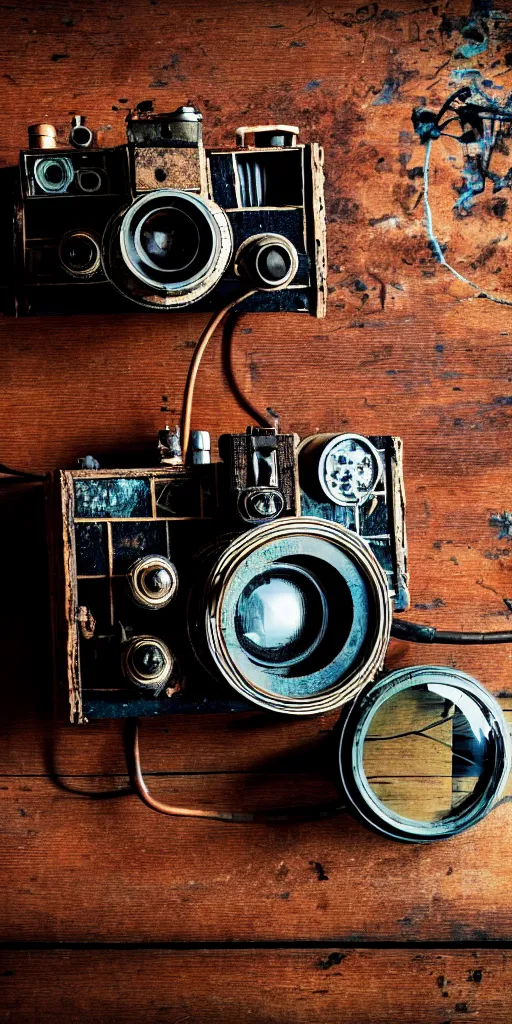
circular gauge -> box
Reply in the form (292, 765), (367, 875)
(127, 555), (178, 610)
(338, 666), (511, 842)
(318, 434), (383, 506)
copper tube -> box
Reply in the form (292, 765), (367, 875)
(28, 123), (57, 149)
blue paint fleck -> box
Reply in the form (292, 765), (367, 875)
(305, 79), (321, 91)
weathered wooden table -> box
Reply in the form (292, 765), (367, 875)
(1, 0), (512, 1019)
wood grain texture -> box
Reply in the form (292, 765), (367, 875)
(2, 0), (512, 1019)
(0, 948), (511, 1024)
(2, 773), (512, 943)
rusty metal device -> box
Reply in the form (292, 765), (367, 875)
(4, 103), (327, 317)
(46, 426), (408, 724)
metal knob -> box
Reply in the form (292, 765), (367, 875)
(127, 555), (178, 610)
(122, 636), (175, 692)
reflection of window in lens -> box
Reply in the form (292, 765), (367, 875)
(362, 684), (493, 825)
(140, 210), (201, 272)
(239, 576), (306, 650)
(235, 564), (327, 667)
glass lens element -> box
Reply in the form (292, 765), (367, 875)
(143, 567), (172, 595)
(338, 666), (512, 842)
(132, 641), (165, 678)
(60, 234), (99, 274)
(363, 683), (493, 824)
(139, 208), (201, 272)
(235, 563), (327, 667)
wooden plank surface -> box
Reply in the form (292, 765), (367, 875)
(2, 772), (512, 943)
(2, 0), (512, 1019)
(0, 948), (511, 1024)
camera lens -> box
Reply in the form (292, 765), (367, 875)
(133, 642), (165, 677)
(236, 564), (327, 667)
(138, 208), (201, 273)
(122, 635), (174, 691)
(59, 232), (101, 277)
(235, 234), (298, 289)
(128, 555), (178, 610)
(255, 244), (292, 284)
(338, 666), (512, 842)
(34, 156), (74, 193)
(105, 189), (233, 309)
(197, 517), (391, 715)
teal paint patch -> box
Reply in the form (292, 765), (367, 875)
(74, 477), (152, 518)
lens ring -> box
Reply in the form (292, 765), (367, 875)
(338, 666), (512, 842)
(128, 555), (178, 609)
(77, 168), (102, 193)
(58, 231), (101, 278)
(103, 190), (233, 309)
(119, 190), (230, 292)
(202, 516), (391, 715)
(34, 156), (74, 194)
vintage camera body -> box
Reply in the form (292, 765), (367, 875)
(6, 105), (327, 317)
(47, 428), (408, 723)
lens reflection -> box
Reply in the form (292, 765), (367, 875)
(60, 234), (98, 273)
(235, 564), (327, 667)
(362, 683), (494, 824)
(139, 209), (200, 272)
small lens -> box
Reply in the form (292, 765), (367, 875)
(132, 641), (166, 678)
(77, 169), (102, 193)
(235, 564), (327, 667)
(139, 208), (201, 272)
(256, 245), (291, 284)
(122, 635), (174, 690)
(143, 567), (172, 595)
(128, 555), (178, 609)
(59, 233), (100, 276)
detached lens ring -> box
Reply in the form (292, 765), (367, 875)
(203, 517), (391, 715)
(338, 666), (512, 842)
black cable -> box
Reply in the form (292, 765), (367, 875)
(0, 463), (46, 481)
(391, 618), (512, 645)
